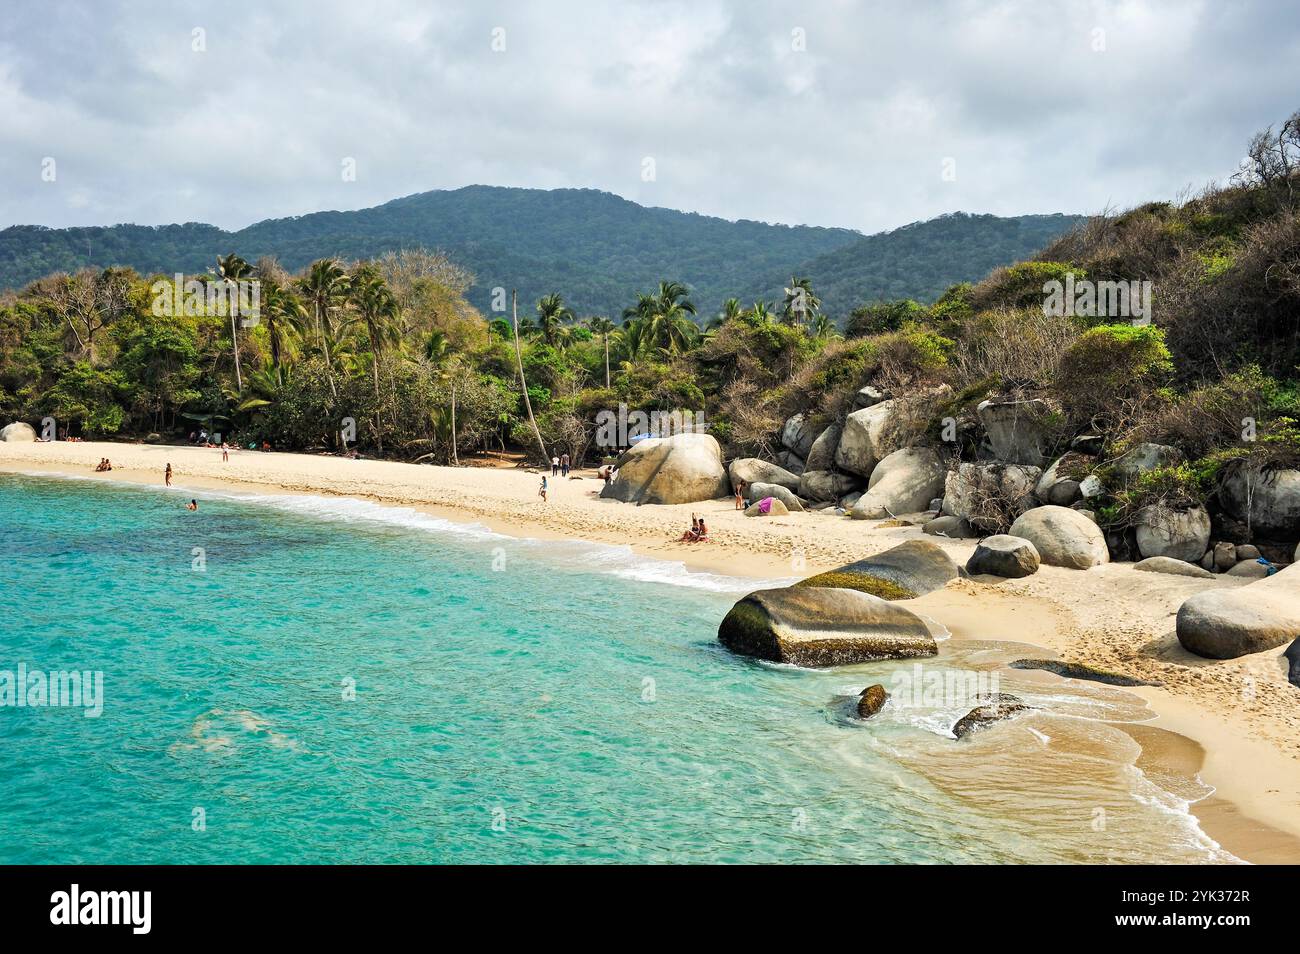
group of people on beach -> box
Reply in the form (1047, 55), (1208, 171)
(93, 458), (113, 472)
(679, 514), (710, 543)
(550, 453), (571, 477)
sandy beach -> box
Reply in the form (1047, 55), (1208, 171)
(4, 438), (1298, 863)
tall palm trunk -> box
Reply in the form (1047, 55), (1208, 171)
(604, 333), (610, 389)
(230, 308), (243, 391)
(369, 327), (383, 454)
(513, 290), (547, 461)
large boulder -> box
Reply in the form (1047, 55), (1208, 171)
(1285, 638), (1300, 689)
(941, 462), (1041, 531)
(1114, 442), (1182, 480)
(774, 450), (805, 476)
(853, 385), (888, 410)
(1134, 505), (1212, 562)
(717, 586), (937, 667)
(1220, 463), (1300, 539)
(798, 469), (860, 503)
(1007, 505), (1109, 569)
(798, 539), (959, 600)
(1176, 564), (1300, 659)
(728, 458), (801, 492)
(600, 433), (729, 505)
(1133, 556), (1214, 579)
(966, 535), (1040, 578)
(851, 447), (948, 519)
(803, 423), (842, 473)
(923, 515), (979, 539)
(0, 422), (37, 442)
(977, 399), (1053, 467)
(746, 481), (804, 512)
(780, 413), (818, 459)
(1035, 454), (1087, 506)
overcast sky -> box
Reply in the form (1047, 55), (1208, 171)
(2, 0), (1297, 235)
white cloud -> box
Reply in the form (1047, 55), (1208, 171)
(0, 0), (1296, 234)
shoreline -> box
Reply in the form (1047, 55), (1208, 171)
(4, 439), (1299, 864)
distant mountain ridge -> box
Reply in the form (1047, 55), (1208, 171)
(0, 186), (1083, 319)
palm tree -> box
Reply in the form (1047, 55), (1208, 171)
(535, 293), (574, 347)
(782, 276), (820, 329)
(511, 290), (547, 461)
(298, 258), (351, 397)
(810, 312), (839, 341)
(621, 282), (699, 357)
(215, 253), (251, 391)
(259, 279), (307, 387)
(744, 300), (775, 326)
(585, 316), (617, 388)
(350, 264), (400, 452)
(711, 297), (744, 330)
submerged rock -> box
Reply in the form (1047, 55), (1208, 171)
(1008, 505), (1109, 569)
(1007, 658), (1159, 687)
(601, 433), (729, 505)
(728, 458), (801, 492)
(966, 534), (1040, 578)
(952, 701), (1031, 739)
(717, 587), (937, 667)
(797, 539), (960, 600)
(857, 684), (889, 718)
(1176, 564), (1300, 659)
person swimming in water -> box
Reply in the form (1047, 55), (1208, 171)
(185, 499), (198, 511)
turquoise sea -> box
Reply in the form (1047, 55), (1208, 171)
(0, 473), (1233, 863)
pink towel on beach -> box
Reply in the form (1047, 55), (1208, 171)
(758, 497), (773, 514)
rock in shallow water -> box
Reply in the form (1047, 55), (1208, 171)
(717, 586), (937, 667)
(952, 701), (1031, 739)
(857, 684), (888, 718)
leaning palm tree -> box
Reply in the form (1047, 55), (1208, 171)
(585, 316), (617, 388)
(298, 258), (351, 397)
(536, 293), (574, 347)
(215, 253), (252, 391)
(512, 290), (547, 461)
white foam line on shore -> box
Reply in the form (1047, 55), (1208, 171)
(9, 469), (788, 595)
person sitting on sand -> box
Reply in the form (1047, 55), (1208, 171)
(104, 459), (113, 471)
(165, 463), (173, 486)
(186, 499), (198, 511)
(538, 475), (548, 502)
(680, 515), (701, 543)
(696, 516), (709, 541)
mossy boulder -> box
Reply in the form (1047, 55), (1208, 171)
(857, 684), (889, 718)
(797, 539), (959, 600)
(717, 587), (937, 667)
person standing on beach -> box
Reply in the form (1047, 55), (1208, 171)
(221, 442), (229, 463)
(560, 452), (570, 477)
(550, 455), (559, 476)
(734, 481), (745, 510)
(165, 463), (173, 487)
(539, 475), (548, 502)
